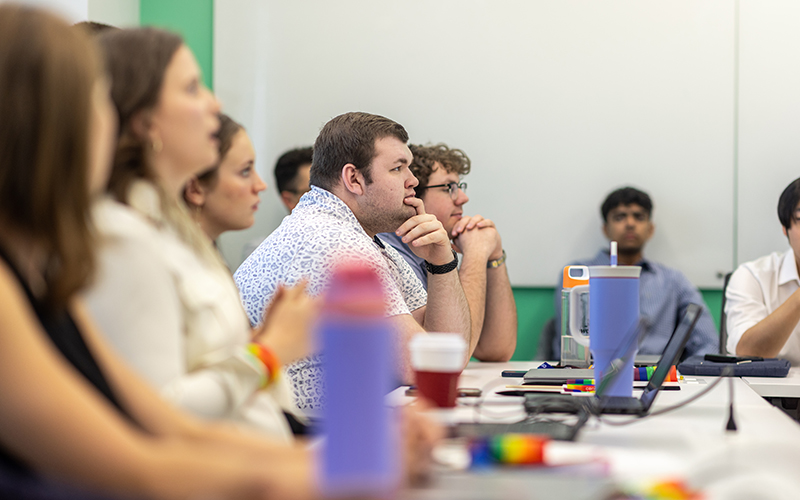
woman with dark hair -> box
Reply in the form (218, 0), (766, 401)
(83, 28), (312, 440)
(184, 113), (268, 242)
(0, 5), (315, 499)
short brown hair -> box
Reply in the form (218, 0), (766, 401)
(310, 112), (409, 191)
(74, 20), (118, 35)
(408, 143), (471, 197)
(184, 113), (243, 206)
(98, 27), (183, 203)
(0, 5), (101, 308)
(274, 146), (313, 193)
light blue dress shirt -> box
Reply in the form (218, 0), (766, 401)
(377, 232), (428, 289)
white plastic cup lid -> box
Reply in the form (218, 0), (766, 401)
(410, 333), (467, 372)
(589, 265), (641, 278)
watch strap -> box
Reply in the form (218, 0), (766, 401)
(487, 249), (507, 269)
(426, 250), (459, 275)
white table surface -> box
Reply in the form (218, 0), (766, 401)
(398, 361), (800, 499)
(742, 366), (800, 398)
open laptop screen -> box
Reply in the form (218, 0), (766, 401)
(640, 303), (702, 408)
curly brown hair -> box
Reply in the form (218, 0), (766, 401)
(408, 143), (471, 197)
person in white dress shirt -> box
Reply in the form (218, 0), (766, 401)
(726, 177), (800, 364)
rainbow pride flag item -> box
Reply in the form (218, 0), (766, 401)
(634, 365), (678, 382)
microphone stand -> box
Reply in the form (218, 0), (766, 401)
(724, 365), (737, 432)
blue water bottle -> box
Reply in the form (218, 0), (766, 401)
(320, 263), (398, 498)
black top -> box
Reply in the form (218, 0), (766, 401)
(0, 247), (134, 475)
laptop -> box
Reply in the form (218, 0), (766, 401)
(451, 305), (701, 440)
(527, 303), (702, 416)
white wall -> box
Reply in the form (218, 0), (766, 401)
(0, 0), (137, 25)
(87, 0), (138, 28)
(214, 0), (288, 271)
(737, 0), (800, 265)
(0, 0), (86, 21)
(214, 0), (800, 288)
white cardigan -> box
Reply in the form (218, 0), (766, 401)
(84, 182), (298, 441)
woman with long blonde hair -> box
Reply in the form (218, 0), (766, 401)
(83, 28), (313, 440)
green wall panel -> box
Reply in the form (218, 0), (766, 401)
(700, 289), (724, 330)
(140, 0), (214, 90)
(510, 287), (724, 361)
(510, 287), (554, 361)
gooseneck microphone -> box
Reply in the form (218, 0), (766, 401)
(724, 365), (737, 432)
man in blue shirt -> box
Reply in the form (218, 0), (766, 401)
(553, 187), (718, 359)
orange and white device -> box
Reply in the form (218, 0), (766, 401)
(563, 265), (589, 289)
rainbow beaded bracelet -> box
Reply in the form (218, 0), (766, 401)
(245, 343), (281, 389)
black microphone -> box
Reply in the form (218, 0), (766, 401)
(724, 365), (737, 432)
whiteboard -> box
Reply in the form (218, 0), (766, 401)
(215, 0), (744, 288)
(737, 0), (800, 265)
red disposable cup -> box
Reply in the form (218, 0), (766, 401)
(414, 370), (460, 407)
(410, 333), (467, 408)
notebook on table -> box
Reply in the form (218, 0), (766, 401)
(677, 355), (791, 377)
(522, 368), (594, 385)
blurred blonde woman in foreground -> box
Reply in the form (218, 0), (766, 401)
(83, 26), (310, 441)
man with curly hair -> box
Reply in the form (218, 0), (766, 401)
(379, 144), (517, 361)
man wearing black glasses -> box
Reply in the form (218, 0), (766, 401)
(379, 144), (517, 362)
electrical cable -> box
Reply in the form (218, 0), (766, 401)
(595, 366), (736, 426)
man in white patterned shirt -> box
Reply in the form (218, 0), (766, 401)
(234, 112), (471, 411)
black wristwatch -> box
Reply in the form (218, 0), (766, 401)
(425, 250), (459, 275)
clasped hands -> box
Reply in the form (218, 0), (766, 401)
(451, 214), (503, 262)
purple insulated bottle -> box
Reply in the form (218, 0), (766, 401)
(320, 263), (398, 498)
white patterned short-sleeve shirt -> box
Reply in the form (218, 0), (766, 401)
(234, 186), (427, 412)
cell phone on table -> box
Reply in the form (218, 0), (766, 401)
(404, 387), (482, 398)
(458, 388), (482, 397)
(704, 354), (764, 363)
